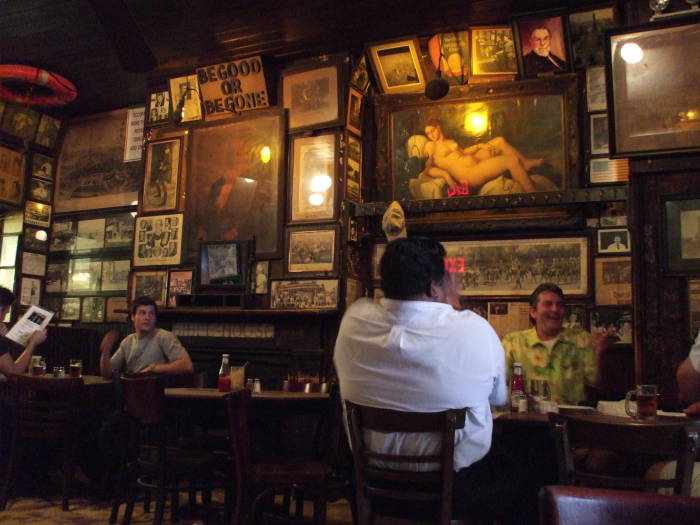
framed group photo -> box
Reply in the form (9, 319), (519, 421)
(286, 225), (338, 276)
(270, 279), (339, 310)
(367, 37), (426, 94)
(146, 89), (171, 126)
(133, 213), (183, 267)
(282, 60), (342, 132)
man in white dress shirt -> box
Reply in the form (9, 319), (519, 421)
(334, 237), (537, 523)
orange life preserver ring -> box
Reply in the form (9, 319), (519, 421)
(0, 64), (77, 107)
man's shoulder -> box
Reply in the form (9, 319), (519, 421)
(502, 327), (534, 344)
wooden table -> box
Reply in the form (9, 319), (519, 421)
(165, 387), (329, 401)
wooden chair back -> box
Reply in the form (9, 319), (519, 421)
(344, 400), (467, 525)
(539, 485), (700, 525)
(548, 412), (700, 495)
(120, 373), (166, 426)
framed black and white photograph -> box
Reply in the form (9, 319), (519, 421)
(367, 37), (426, 94)
(24, 201), (51, 228)
(105, 213), (135, 248)
(470, 26), (518, 76)
(270, 279), (339, 310)
(349, 54), (371, 93)
(167, 268), (193, 307)
(19, 276), (41, 306)
(142, 137), (182, 213)
(50, 218), (76, 252)
(598, 228), (630, 254)
(46, 262), (69, 293)
(250, 261), (269, 294)
(23, 226), (48, 253)
(133, 213), (183, 267)
(590, 113), (609, 155)
(67, 259), (101, 292)
(169, 75), (202, 122)
(76, 218), (105, 251)
(594, 256), (631, 305)
(586, 65), (607, 112)
(289, 132), (337, 223)
(514, 12), (570, 77)
(345, 133), (362, 203)
(568, 6), (616, 69)
(130, 270), (168, 306)
(106, 296), (129, 322)
(146, 89), (171, 126)
(282, 61), (342, 132)
(81, 296), (105, 323)
(28, 177), (53, 203)
(286, 225), (337, 275)
(31, 152), (55, 180)
(61, 297), (81, 320)
(664, 196), (700, 274)
(346, 87), (363, 136)
(592, 307), (633, 345)
(34, 114), (62, 149)
(1, 103), (40, 140)
(100, 259), (130, 291)
(21, 251), (46, 277)
(199, 240), (251, 290)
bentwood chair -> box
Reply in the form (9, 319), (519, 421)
(344, 400), (467, 525)
(0, 374), (84, 511)
(539, 485), (700, 525)
(548, 412), (700, 495)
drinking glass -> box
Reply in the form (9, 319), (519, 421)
(69, 358), (83, 378)
(625, 384), (658, 419)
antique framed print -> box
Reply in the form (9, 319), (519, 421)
(380, 75), (578, 201)
(21, 251), (46, 277)
(46, 262), (69, 293)
(31, 152), (55, 180)
(349, 54), (370, 93)
(345, 133), (362, 203)
(105, 213), (135, 248)
(598, 228), (630, 254)
(688, 279), (700, 338)
(443, 237), (589, 297)
(289, 132), (337, 223)
(81, 296), (105, 323)
(589, 158), (628, 185)
(28, 177), (53, 203)
(167, 268), (194, 307)
(590, 113), (609, 155)
(282, 61), (342, 132)
(367, 37), (425, 94)
(1, 103), (40, 140)
(142, 137), (182, 213)
(20, 277), (41, 306)
(169, 74), (202, 122)
(34, 114), (62, 149)
(50, 218), (77, 252)
(133, 213), (183, 267)
(250, 261), (269, 294)
(346, 87), (363, 136)
(68, 259), (102, 292)
(100, 259), (131, 291)
(427, 31), (469, 82)
(146, 89), (171, 126)
(187, 109), (285, 259)
(55, 109), (142, 212)
(568, 6), (616, 69)
(76, 218), (106, 251)
(24, 201), (51, 228)
(199, 240), (251, 290)
(0, 145), (25, 206)
(664, 196), (700, 274)
(594, 256), (631, 305)
(130, 270), (168, 306)
(106, 296), (129, 322)
(586, 66), (607, 112)
(514, 12), (571, 77)
(270, 279), (339, 310)
(286, 225), (338, 276)
(607, 17), (700, 157)
(470, 26), (518, 76)
(23, 226), (49, 253)
(61, 297), (81, 320)
(592, 306), (633, 345)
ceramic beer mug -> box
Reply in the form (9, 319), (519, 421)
(625, 384), (658, 419)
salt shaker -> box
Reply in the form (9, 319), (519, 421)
(245, 378), (254, 390)
(253, 378), (262, 393)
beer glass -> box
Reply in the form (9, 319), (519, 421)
(625, 384), (658, 419)
(69, 358), (83, 378)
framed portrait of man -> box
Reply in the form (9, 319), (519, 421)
(514, 13), (571, 77)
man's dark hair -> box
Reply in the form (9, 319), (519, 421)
(529, 282), (564, 325)
(0, 286), (15, 308)
(131, 296), (158, 316)
(381, 237), (446, 300)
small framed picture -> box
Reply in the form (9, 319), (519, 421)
(105, 213), (135, 248)
(594, 256), (631, 305)
(23, 226), (48, 253)
(19, 276), (42, 306)
(50, 218), (77, 252)
(68, 259), (102, 293)
(345, 133), (362, 204)
(367, 37), (426, 94)
(514, 12), (571, 77)
(46, 262), (69, 293)
(598, 229), (630, 254)
(600, 202), (628, 227)
(167, 268), (194, 307)
(142, 137), (183, 213)
(81, 296), (105, 323)
(100, 259), (131, 291)
(688, 279), (700, 338)
(1, 104), (40, 140)
(0, 145), (26, 206)
(586, 65), (607, 112)
(590, 113), (609, 155)
(199, 240), (252, 291)
(345, 277), (363, 308)
(250, 261), (269, 294)
(76, 218), (106, 251)
(146, 89), (171, 126)
(664, 196), (700, 274)
(592, 307), (633, 345)
(168, 75), (202, 122)
(133, 213), (183, 267)
(61, 297), (81, 320)
(589, 158), (629, 185)
(349, 55), (371, 93)
(106, 296), (129, 322)
(289, 132), (337, 223)
(28, 177), (53, 203)
(34, 114), (62, 149)
(130, 270), (168, 306)
(470, 26), (518, 76)
(270, 279), (339, 310)
(21, 251), (46, 277)
(286, 225), (338, 276)
(427, 31), (470, 82)
(282, 60), (342, 132)
(24, 201), (51, 228)
(31, 152), (55, 181)
(346, 87), (363, 137)
(0, 236), (18, 267)
(568, 6), (617, 69)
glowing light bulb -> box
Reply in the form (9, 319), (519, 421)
(464, 111), (488, 135)
(310, 174), (332, 192)
(308, 193), (324, 206)
(34, 230), (47, 242)
(620, 43), (643, 64)
(260, 146), (271, 163)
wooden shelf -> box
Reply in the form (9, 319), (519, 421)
(156, 307), (338, 318)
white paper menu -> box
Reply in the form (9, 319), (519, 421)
(5, 305), (54, 346)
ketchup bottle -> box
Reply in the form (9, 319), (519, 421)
(510, 362), (525, 412)
(217, 353), (231, 392)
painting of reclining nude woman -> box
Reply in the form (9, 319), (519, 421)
(391, 92), (567, 200)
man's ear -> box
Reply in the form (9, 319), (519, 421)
(428, 280), (442, 301)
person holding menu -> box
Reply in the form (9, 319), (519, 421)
(0, 287), (47, 377)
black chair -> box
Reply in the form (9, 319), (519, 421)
(0, 374), (84, 511)
(344, 400), (467, 525)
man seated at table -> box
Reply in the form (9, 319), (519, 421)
(0, 286), (47, 377)
(99, 296), (193, 377)
(335, 237), (540, 524)
(502, 283), (610, 405)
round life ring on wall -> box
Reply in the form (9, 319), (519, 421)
(0, 64), (77, 107)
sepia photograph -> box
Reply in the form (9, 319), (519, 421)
(270, 279), (338, 310)
(50, 218), (77, 252)
(28, 177), (53, 203)
(287, 227), (336, 274)
(0, 145), (26, 206)
(68, 259), (101, 292)
(100, 259), (130, 291)
(20, 277), (41, 306)
(23, 226), (48, 253)
(24, 201), (51, 228)
(598, 228), (630, 254)
(283, 63), (341, 132)
(169, 75), (202, 122)
(61, 297), (81, 320)
(105, 213), (135, 247)
(251, 261), (269, 294)
(34, 114), (62, 149)
(592, 307), (633, 345)
(21, 251), (46, 277)
(470, 26), (517, 76)
(1, 103), (40, 140)
(106, 296), (129, 322)
(349, 54), (370, 92)
(346, 87), (363, 136)
(595, 256), (631, 305)
(45, 262), (69, 293)
(143, 138), (181, 213)
(76, 218), (106, 251)
(31, 152), (55, 180)
(130, 270), (168, 306)
(167, 269), (193, 307)
(133, 213), (183, 267)
(81, 296), (105, 323)
(345, 133), (362, 203)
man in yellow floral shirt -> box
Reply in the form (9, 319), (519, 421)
(502, 283), (607, 405)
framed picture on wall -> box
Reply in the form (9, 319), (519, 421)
(21, 251), (46, 277)
(589, 158), (629, 185)
(568, 5), (616, 69)
(28, 177), (53, 203)
(282, 60), (342, 132)
(289, 132), (337, 223)
(81, 296), (105, 323)
(168, 74), (202, 122)
(513, 12), (571, 77)
(105, 213), (135, 248)
(146, 89), (171, 126)
(250, 261), (269, 294)
(167, 268), (194, 307)
(664, 196), (700, 274)
(470, 26), (518, 76)
(31, 152), (55, 181)
(590, 113), (609, 155)
(1, 104), (40, 140)
(100, 259), (131, 291)
(367, 37), (426, 94)
(133, 213), (183, 267)
(46, 262), (69, 293)
(372, 243), (386, 282)
(142, 137), (182, 213)
(345, 133), (362, 203)
(23, 226), (49, 253)
(427, 31), (470, 82)
(34, 114), (62, 149)
(592, 306), (633, 345)
(19, 277), (42, 306)
(50, 218), (77, 252)
(199, 240), (251, 290)
(586, 66), (607, 112)
(349, 54), (371, 93)
(286, 225), (338, 276)
(106, 296), (129, 322)
(597, 228), (630, 254)
(76, 218), (106, 251)
(688, 278), (700, 338)
(270, 279), (339, 310)
(346, 87), (363, 136)
(0, 145), (25, 206)
(24, 201), (51, 228)
(594, 256), (631, 305)
(68, 259), (102, 292)
(130, 270), (168, 306)
(61, 297), (81, 320)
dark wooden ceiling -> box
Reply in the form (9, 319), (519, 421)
(1, 0), (618, 117)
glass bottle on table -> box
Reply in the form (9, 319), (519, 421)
(218, 353), (231, 392)
(510, 362), (526, 412)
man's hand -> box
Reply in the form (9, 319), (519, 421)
(683, 402), (700, 419)
(99, 330), (120, 356)
(138, 364), (157, 374)
(28, 329), (47, 346)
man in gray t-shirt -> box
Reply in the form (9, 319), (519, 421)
(99, 296), (193, 377)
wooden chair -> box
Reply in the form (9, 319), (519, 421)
(225, 388), (333, 525)
(344, 400), (467, 525)
(0, 374), (84, 511)
(539, 485), (700, 525)
(548, 412), (700, 495)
